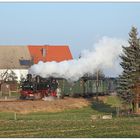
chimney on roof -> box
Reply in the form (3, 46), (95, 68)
(42, 48), (46, 57)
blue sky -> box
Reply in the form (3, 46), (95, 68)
(0, 2), (140, 58)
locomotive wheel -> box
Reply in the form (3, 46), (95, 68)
(34, 93), (42, 99)
(20, 95), (26, 100)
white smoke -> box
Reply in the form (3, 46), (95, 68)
(29, 36), (127, 81)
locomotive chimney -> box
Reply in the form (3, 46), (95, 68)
(27, 74), (32, 82)
(36, 75), (40, 83)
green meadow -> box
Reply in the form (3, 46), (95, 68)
(0, 96), (139, 138)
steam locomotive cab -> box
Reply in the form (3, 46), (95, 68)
(20, 74), (58, 100)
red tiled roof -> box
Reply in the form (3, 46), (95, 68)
(28, 45), (73, 64)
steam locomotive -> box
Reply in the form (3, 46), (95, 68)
(20, 74), (117, 100)
(20, 74), (58, 100)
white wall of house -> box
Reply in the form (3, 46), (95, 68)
(0, 69), (28, 82)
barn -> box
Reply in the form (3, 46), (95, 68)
(0, 45), (73, 82)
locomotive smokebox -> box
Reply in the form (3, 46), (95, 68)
(27, 74), (32, 82)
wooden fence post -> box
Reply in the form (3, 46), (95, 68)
(14, 112), (17, 120)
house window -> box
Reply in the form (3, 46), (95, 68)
(19, 60), (32, 66)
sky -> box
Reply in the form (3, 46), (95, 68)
(0, 2), (140, 58)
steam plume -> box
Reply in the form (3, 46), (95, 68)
(29, 36), (127, 81)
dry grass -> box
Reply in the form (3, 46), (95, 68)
(0, 97), (90, 114)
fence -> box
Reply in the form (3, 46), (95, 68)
(0, 83), (19, 99)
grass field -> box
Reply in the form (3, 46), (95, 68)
(0, 96), (140, 138)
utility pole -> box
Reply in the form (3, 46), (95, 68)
(96, 70), (99, 101)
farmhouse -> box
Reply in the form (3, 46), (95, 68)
(0, 45), (73, 82)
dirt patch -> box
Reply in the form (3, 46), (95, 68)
(0, 97), (90, 114)
(90, 96), (108, 103)
(97, 96), (108, 102)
